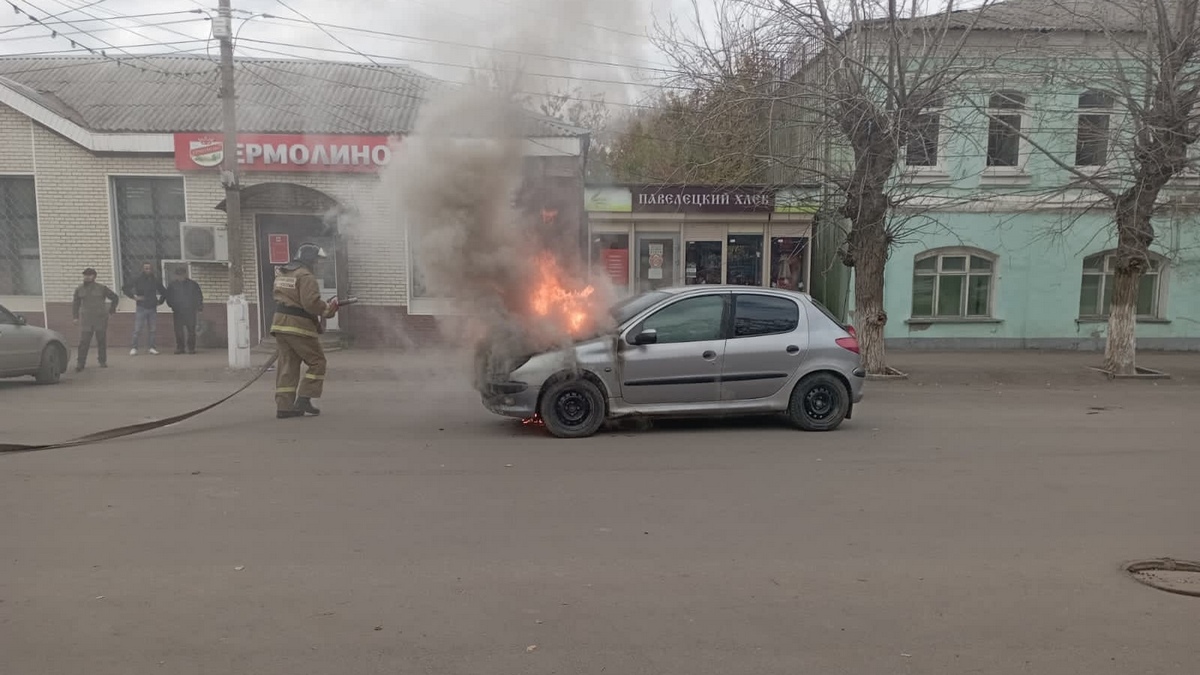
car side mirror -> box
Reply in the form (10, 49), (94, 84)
(630, 329), (658, 346)
(15, 314), (26, 326)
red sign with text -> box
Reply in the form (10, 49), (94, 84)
(174, 133), (398, 173)
(268, 234), (291, 265)
(601, 249), (629, 285)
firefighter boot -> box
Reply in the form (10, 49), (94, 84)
(293, 396), (321, 416)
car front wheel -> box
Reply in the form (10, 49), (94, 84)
(787, 373), (849, 431)
(538, 377), (606, 439)
(35, 344), (64, 385)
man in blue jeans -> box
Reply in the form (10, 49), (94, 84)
(123, 262), (166, 355)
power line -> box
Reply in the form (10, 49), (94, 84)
(235, 37), (683, 93)
(51, 0), (209, 45)
(1, 17), (204, 44)
(251, 14), (679, 76)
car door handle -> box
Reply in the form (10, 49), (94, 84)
(786, 345), (800, 354)
(702, 350), (717, 359)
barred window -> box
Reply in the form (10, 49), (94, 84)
(0, 176), (40, 296)
(112, 177), (186, 286)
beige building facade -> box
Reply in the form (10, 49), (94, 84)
(0, 56), (586, 348)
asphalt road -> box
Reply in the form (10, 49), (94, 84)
(2, 352), (1198, 674)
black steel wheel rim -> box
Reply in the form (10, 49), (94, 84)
(803, 385), (837, 420)
(555, 389), (592, 427)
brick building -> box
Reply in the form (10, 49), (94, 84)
(0, 55), (587, 348)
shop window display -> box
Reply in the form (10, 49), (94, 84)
(770, 237), (808, 291)
(726, 235), (763, 286)
(685, 241), (722, 285)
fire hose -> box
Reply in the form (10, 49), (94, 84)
(1, 297), (358, 455)
(0, 354), (278, 454)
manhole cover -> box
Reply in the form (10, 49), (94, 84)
(1125, 559), (1200, 597)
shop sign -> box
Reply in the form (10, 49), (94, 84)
(631, 186), (775, 213)
(174, 133), (397, 173)
(584, 187), (633, 212)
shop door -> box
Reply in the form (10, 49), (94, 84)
(635, 233), (680, 293)
(256, 214), (339, 336)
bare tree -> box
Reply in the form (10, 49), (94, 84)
(978, 0), (1200, 374)
(600, 46), (777, 184)
(657, 0), (999, 374)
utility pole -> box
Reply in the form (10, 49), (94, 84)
(216, 0), (251, 369)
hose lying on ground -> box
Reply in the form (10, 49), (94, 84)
(0, 354), (279, 454)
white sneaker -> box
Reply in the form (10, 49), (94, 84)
(129, 348), (138, 356)
(148, 348), (160, 355)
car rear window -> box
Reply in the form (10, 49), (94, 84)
(732, 294), (799, 337)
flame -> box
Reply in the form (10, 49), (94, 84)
(529, 253), (597, 336)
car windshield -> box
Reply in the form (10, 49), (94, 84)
(610, 291), (671, 327)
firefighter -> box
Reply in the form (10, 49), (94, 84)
(271, 243), (340, 419)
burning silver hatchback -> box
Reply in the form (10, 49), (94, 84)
(476, 286), (866, 438)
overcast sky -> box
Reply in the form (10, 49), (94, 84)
(0, 0), (708, 104)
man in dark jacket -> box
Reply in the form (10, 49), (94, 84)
(122, 262), (166, 356)
(72, 268), (120, 371)
(165, 267), (204, 354)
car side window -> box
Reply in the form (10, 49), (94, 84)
(637, 295), (726, 344)
(733, 295), (799, 337)
(0, 308), (17, 325)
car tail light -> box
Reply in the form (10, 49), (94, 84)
(836, 336), (860, 354)
(845, 324), (856, 338)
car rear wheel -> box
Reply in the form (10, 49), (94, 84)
(787, 373), (849, 431)
(35, 344), (64, 385)
(539, 377), (606, 439)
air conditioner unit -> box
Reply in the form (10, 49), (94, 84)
(180, 223), (230, 263)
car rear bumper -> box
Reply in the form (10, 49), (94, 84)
(481, 381), (539, 419)
(851, 367), (866, 403)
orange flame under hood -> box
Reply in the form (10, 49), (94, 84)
(528, 252), (603, 337)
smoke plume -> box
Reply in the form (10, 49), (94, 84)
(376, 0), (649, 374)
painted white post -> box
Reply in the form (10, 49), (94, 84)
(226, 294), (252, 369)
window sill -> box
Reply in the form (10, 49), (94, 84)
(980, 171), (1031, 186)
(1076, 317), (1170, 325)
(906, 317), (1002, 325)
(902, 169), (952, 185)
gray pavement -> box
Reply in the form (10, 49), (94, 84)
(2, 349), (1198, 674)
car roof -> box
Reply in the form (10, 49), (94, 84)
(658, 285), (811, 300)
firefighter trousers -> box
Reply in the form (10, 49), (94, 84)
(275, 332), (327, 411)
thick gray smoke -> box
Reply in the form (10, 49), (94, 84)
(374, 0), (649, 376)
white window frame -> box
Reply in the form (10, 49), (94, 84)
(983, 91), (1031, 180)
(1078, 250), (1167, 320)
(903, 97), (948, 176)
(1075, 89), (1116, 171)
(910, 247), (998, 320)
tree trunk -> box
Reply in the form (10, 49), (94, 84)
(852, 230), (889, 375)
(1102, 264), (1141, 375)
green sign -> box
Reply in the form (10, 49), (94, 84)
(584, 187), (633, 213)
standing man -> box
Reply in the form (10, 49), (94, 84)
(72, 268), (120, 372)
(165, 267), (204, 354)
(270, 243), (340, 419)
(123, 262), (166, 356)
